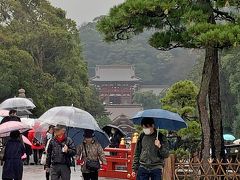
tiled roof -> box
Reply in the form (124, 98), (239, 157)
(138, 85), (169, 95)
(91, 65), (141, 82)
(105, 104), (143, 120)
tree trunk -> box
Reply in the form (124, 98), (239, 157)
(209, 48), (226, 161)
(197, 47), (214, 170)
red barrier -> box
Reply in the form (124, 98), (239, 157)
(99, 143), (136, 179)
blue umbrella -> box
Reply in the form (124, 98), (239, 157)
(68, 127), (110, 148)
(131, 109), (187, 131)
(223, 134), (235, 141)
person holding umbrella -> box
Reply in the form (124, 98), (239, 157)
(45, 124), (76, 180)
(2, 130), (25, 180)
(102, 124), (125, 155)
(132, 117), (169, 180)
(44, 125), (54, 180)
(76, 129), (107, 180)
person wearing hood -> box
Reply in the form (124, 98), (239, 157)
(45, 124), (76, 180)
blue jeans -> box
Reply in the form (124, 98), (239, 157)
(137, 166), (162, 180)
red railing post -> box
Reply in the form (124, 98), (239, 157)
(119, 138), (126, 158)
(98, 133), (139, 179)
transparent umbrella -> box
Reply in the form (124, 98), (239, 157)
(0, 97), (36, 110)
(39, 106), (110, 147)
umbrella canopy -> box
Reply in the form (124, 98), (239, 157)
(0, 110), (9, 117)
(68, 127), (110, 148)
(39, 106), (99, 128)
(40, 106), (110, 147)
(131, 109), (187, 131)
(223, 134), (236, 141)
(102, 124), (126, 137)
(22, 135), (32, 146)
(233, 139), (240, 145)
(17, 109), (32, 117)
(0, 97), (36, 110)
(0, 121), (30, 137)
(21, 118), (36, 128)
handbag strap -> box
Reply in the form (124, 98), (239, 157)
(45, 138), (51, 152)
(83, 143), (88, 158)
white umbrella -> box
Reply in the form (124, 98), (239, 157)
(39, 106), (99, 129)
(233, 139), (240, 144)
(0, 97), (35, 110)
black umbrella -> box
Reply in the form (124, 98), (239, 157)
(102, 124), (126, 137)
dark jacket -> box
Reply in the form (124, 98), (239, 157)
(46, 136), (76, 168)
(132, 131), (169, 171)
(109, 133), (121, 148)
(1, 116), (21, 124)
(2, 139), (25, 180)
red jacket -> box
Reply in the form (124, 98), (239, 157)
(28, 129), (46, 150)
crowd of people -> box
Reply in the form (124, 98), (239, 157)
(0, 110), (170, 180)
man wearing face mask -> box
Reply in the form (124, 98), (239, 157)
(132, 117), (169, 180)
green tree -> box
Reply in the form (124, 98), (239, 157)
(97, 0), (240, 162)
(221, 48), (240, 137)
(0, 0), (105, 117)
(80, 21), (197, 85)
(96, 115), (111, 128)
(133, 91), (161, 109)
(161, 81), (201, 153)
(188, 53), (238, 135)
(161, 80), (198, 119)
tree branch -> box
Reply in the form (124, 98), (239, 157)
(213, 9), (235, 23)
(114, 23), (134, 41)
(156, 43), (184, 51)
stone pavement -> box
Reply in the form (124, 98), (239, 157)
(0, 165), (121, 180)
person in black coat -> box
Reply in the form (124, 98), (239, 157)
(1, 110), (21, 124)
(109, 128), (121, 156)
(2, 130), (25, 180)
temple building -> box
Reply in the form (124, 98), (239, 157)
(91, 65), (141, 105)
(91, 65), (143, 135)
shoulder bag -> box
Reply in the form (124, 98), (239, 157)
(83, 143), (100, 172)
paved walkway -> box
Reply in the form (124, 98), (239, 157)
(0, 165), (121, 180)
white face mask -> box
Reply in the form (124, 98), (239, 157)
(143, 128), (151, 135)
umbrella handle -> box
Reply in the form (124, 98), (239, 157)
(156, 127), (159, 140)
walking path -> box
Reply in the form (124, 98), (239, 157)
(0, 165), (121, 180)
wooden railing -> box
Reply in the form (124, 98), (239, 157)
(98, 143), (136, 179)
(98, 146), (240, 180)
(163, 154), (240, 180)
(175, 158), (240, 179)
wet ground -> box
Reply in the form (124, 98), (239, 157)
(0, 165), (119, 180)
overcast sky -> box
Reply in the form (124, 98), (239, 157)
(49, 0), (124, 26)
